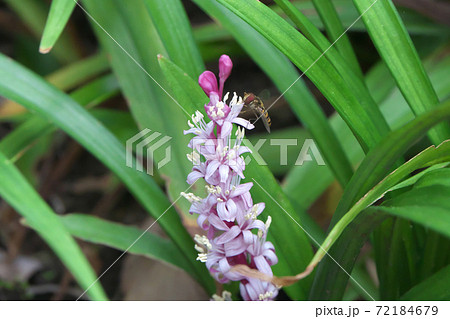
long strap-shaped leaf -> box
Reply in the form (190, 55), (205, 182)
(273, 0), (389, 138)
(194, 0), (353, 187)
(0, 151), (107, 301)
(83, 0), (197, 218)
(143, 0), (204, 78)
(4, 0), (78, 63)
(217, 0), (386, 152)
(0, 54), (214, 292)
(311, 0), (363, 79)
(60, 214), (193, 274)
(308, 102), (450, 299)
(353, 0), (450, 144)
(39, 0), (76, 54)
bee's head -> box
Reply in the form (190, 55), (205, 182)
(243, 92), (255, 104)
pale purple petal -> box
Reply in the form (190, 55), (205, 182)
(220, 121), (233, 138)
(240, 283), (250, 301)
(263, 249), (278, 266)
(205, 160), (220, 180)
(230, 182), (252, 197)
(187, 170), (204, 184)
(254, 255), (273, 276)
(219, 164), (229, 183)
(224, 236), (247, 256)
(226, 199), (237, 219)
(232, 117), (255, 130)
(216, 225), (241, 244)
(209, 210), (228, 231)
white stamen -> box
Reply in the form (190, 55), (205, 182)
(223, 92), (230, 104)
(187, 151), (200, 164)
(196, 253), (208, 263)
(205, 184), (222, 195)
(258, 291), (274, 301)
(212, 290), (232, 301)
(265, 216), (272, 230)
(180, 192), (202, 203)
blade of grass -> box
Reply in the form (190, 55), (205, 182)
(39, 0), (77, 54)
(272, 0), (390, 141)
(0, 150), (108, 300)
(353, 0), (450, 144)
(0, 53), (214, 292)
(143, 0), (204, 78)
(283, 48), (450, 210)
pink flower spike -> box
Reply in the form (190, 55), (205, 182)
(218, 55), (233, 98)
(199, 71), (219, 97)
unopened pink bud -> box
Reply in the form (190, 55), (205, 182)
(219, 55), (233, 82)
(198, 71), (218, 97)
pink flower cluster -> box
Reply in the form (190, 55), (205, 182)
(181, 55), (278, 301)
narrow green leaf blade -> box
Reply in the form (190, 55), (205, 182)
(400, 265), (450, 301)
(144, 0), (204, 78)
(311, 0), (363, 78)
(353, 0), (450, 144)
(194, 0), (354, 188)
(39, 0), (77, 54)
(60, 214), (193, 274)
(0, 151), (107, 300)
(0, 53), (214, 292)
(217, 0), (385, 152)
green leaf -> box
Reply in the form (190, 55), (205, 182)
(0, 52), (109, 120)
(4, 0), (79, 63)
(315, 101), (450, 264)
(271, 0), (390, 149)
(217, 0), (387, 153)
(376, 185), (450, 239)
(353, 0), (450, 144)
(144, 0), (204, 78)
(194, 0), (354, 188)
(0, 151), (107, 300)
(0, 74), (119, 162)
(400, 265), (450, 301)
(60, 214), (193, 274)
(308, 208), (386, 300)
(39, 0), (77, 54)
(83, 0), (197, 219)
(310, 0), (363, 78)
(0, 53), (214, 293)
(158, 55), (208, 117)
(308, 101), (450, 299)
(283, 48), (450, 210)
